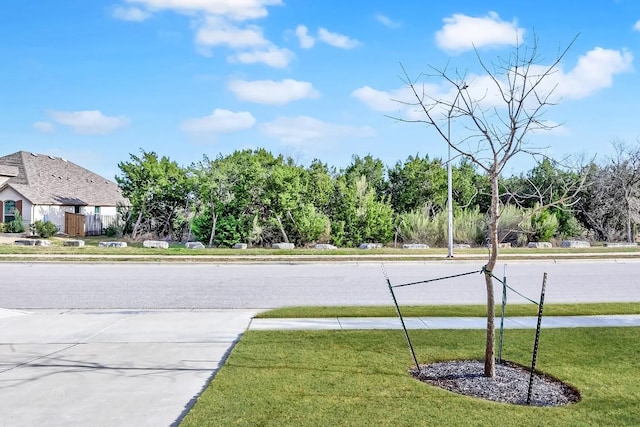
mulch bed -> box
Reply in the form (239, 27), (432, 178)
(410, 359), (580, 406)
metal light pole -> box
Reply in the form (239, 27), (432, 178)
(446, 85), (466, 258)
(447, 141), (454, 258)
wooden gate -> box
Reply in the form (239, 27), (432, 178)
(65, 212), (85, 237)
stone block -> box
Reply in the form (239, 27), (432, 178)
(14, 239), (50, 246)
(64, 240), (85, 247)
(143, 240), (169, 249)
(359, 243), (382, 250)
(402, 243), (429, 249)
(453, 244), (471, 249)
(233, 243), (248, 250)
(488, 243), (512, 249)
(99, 241), (128, 248)
(185, 241), (205, 249)
(560, 240), (590, 248)
(272, 242), (295, 250)
(14, 239), (37, 246)
(314, 244), (337, 250)
(528, 242), (552, 249)
(603, 242), (638, 248)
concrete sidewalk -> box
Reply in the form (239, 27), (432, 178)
(0, 308), (260, 427)
(249, 314), (640, 330)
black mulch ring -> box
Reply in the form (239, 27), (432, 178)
(410, 359), (580, 406)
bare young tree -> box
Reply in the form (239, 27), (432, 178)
(397, 36), (577, 377)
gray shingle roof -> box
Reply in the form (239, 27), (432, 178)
(0, 151), (126, 206)
(0, 165), (18, 177)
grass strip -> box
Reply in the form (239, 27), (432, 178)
(181, 327), (640, 427)
(256, 303), (640, 318)
(1, 236), (640, 257)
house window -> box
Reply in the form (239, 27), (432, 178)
(94, 206), (101, 214)
(74, 206), (80, 214)
(4, 200), (16, 222)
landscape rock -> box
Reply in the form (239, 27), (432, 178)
(487, 243), (512, 249)
(359, 243), (383, 250)
(14, 239), (50, 246)
(185, 241), (205, 249)
(528, 242), (552, 249)
(14, 239), (36, 246)
(314, 244), (337, 250)
(272, 242), (295, 250)
(233, 243), (248, 250)
(453, 244), (471, 249)
(560, 240), (590, 248)
(64, 240), (85, 247)
(603, 242), (638, 248)
(143, 240), (169, 249)
(99, 241), (128, 248)
(402, 243), (429, 249)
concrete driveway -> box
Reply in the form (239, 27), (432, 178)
(0, 308), (260, 427)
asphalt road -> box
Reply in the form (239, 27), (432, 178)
(2, 259), (639, 309)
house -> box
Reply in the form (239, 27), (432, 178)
(0, 151), (127, 235)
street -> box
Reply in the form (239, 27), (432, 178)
(2, 259), (639, 308)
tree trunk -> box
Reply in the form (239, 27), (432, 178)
(484, 172), (500, 378)
(208, 208), (217, 248)
(274, 213), (289, 243)
(626, 204), (633, 243)
(132, 209), (144, 239)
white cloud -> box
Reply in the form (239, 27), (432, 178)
(47, 110), (130, 135)
(229, 46), (294, 68)
(260, 116), (375, 145)
(112, 6), (152, 21)
(634, 20), (640, 31)
(192, 16), (293, 66)
(350, 86), (416, 112)
(195, 16), (269, 50)
(527, 47), (633, 100)
(180, 108), (256, 135)
(317, 28), (360, 49)
(228, 79), (319, 105)
(124, 0), (283, 21)
(118, 1), (288, 60)
(375, 13), (401, 28)
(295, 25), (315, 48)
(33, 121), (56, 134)
(435, 12), (525, 54)
(354, 46), (633, 122)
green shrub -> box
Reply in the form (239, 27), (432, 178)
(0, 222), (6, 233)
(397, 207), (446, 246)
(6, 213), (25, 233)
(530, 208), (559, 241)
(293, 203), (331, 245)
(498, 204), (528, 246)
(556, 211), (585, 239)
(30, 220), (58, 238)
(104, 223), (121, 237)
(453, 207), (486, 245)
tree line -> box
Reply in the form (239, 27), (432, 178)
(113, 142), (640, 247)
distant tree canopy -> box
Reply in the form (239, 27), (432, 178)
(114, 143), (640, 247)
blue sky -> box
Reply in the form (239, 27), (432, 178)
(1, 0), (639, 180)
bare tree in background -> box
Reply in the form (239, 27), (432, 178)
(580, 140), (640, 242)
(397, 36), (577, 377)
(608, 140), (640, 243)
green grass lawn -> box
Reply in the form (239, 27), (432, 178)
(257, 303), (640, 318)
(180, 327), (640, 427)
